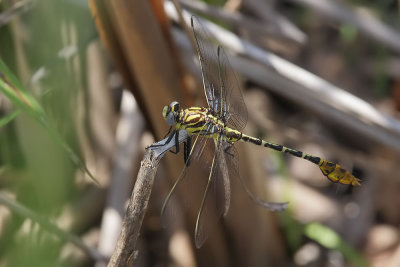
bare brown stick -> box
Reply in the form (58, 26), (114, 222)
(108, 130), (187, 266)
(0, 191), (106, 262)
(107, 149), (158, 266)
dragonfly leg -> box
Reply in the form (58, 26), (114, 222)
(184, 136), (192, 166)
(148, 129), (179, 153)
(163, 126), (173, 139)
(223, 143), (235, 157)
(168, 129), (180, 154)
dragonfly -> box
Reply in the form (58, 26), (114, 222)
(151, 16), (361, 248)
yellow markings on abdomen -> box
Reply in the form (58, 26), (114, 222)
(239, 134), (361, 186)
(318, 160), (361, 186)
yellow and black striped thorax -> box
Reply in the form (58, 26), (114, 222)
(175, 107), (243, 143)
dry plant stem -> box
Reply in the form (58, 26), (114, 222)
(179, 0), (306, 44)
(108, 150), (158, 266)
(109, 130), (187, 266)
(0, 192), (106, 262)
(290, 0), (400, 53)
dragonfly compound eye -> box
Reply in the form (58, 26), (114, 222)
(162, 105), (169, 119)
(171, 101), (180, 112)
(164, 104), (177, 126)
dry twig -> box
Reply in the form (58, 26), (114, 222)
(108, 130), (188, 266)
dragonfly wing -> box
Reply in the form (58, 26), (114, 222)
(191, 16), (248, 130)
(191, 16), (222, 116)
(217, 46), (248, 131)
(160, 124), (213, 225)
(224, 144), (288, 212)
(160, 124), (230, 248)
(195, 136), (231, 248)
(217, 143), (231, 217)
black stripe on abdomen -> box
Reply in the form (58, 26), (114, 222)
(242, 135), (262, 145)
(264, 142), (283, 151)
(284, 148), (303, 158)
(304, 155), (321, 165)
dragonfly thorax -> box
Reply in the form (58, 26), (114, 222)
(163, 101), (180, 126)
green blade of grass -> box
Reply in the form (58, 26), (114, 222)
(305, 222), (368, 267)
(0, 110), (20, 128)
(0, 60), (45, 118)
(0, 58), (98, 184)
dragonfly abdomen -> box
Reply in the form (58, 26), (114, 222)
(240, 134), (318, 160)
(239, 134), (361, 186)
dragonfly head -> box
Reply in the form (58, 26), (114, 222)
(163, 101), (180, 126)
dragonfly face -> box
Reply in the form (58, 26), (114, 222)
(163, 101), (180, 126)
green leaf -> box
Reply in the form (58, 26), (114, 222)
(305, 222), (368, 267)
(0, 110), (20, 128)
(0, 58), (98, 184)
(0, 60), (45, 119)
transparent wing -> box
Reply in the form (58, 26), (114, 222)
(194, 136), (231, 248)
(191, 16), (248, 130)
(160, 127), (231, 248)
(191, 16), (223, 117)
(224, 145), (288, 212)
(218, 47), (248, 131)
(160, 125), (212, 222)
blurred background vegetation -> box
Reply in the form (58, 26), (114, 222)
(1, 0), (400, 266)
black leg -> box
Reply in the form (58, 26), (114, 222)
(148, 129), (179, 152)
(224, 144), (234, 157)
(169, 129), (180, 154)
(184, 136), (192, 166)
(163, 126), (172, 139)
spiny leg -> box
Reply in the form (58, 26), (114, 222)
(169, 129), (180, 154)
(160, 128), (184, 155)
(223, 142), (235, 157)
(184, 136), (192, 166)
(148, 129), (179, 152)
(163, 126), (173, 139)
